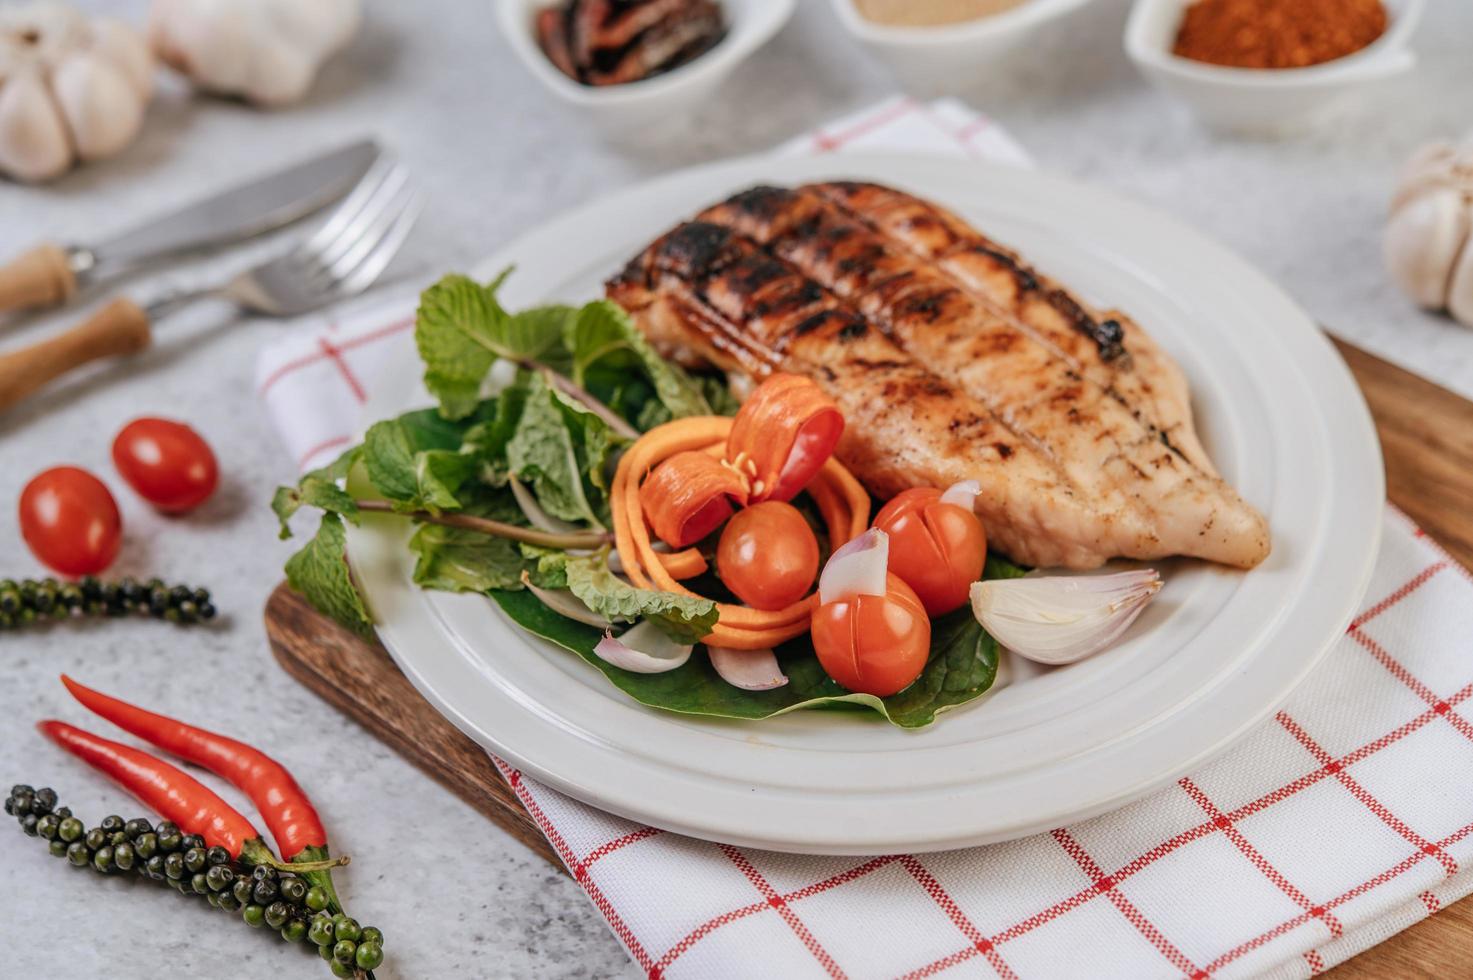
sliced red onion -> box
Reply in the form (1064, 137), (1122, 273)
(818, 528), (889, 605)
(707, 645), (788, 691)
(510, 474), (582, 534)
(593, 620), (692, 674)
(522, 574), (612, 629)
(940, 479), (981, 510)
(969, 569), (1162, 666)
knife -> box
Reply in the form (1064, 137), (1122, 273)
(0, 138), (381, 316)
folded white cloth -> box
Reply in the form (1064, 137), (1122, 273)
(256, 98), (1473, 979)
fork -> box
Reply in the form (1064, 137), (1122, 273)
(0, 156), (423, 412)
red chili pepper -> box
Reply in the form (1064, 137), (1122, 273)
(38, 719), (259, 857)
(61, 674), (326, 860)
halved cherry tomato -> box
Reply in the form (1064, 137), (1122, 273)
(726, 373), (844, 503)
(640, 450), (747, 549)
(873, 488), (986, 616)
(716, 501), (820, 610)
(112, 418), (219, 514)
(19, 467), (122, 577)
(810, 573), (930, 697)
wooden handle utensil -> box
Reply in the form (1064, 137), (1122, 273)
(0, 298), (151, 411)
(0, 243), (79, 315)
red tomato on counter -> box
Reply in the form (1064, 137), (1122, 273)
(873, 488), (987, 616)
(112, 418), (218, 514)
(19, 467), (122, 577)
(810, 573), (931, 697)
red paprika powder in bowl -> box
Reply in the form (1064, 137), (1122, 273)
(1172, 0), (1388, 70)
(1124, 0), (1423, 135)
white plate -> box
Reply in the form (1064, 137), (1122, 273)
(346, 154), (1383, 854)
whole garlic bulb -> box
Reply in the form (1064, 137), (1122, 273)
(148, 0), (361, 107)
(1384, 140), (1473, 329)
(0, 3), (154, 182)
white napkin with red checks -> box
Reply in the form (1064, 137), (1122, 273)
(256, 98), (1473, 979)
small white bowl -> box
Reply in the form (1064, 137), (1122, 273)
(1125, 0), (1423, 136)
(828, 0), (1095, 94)
(496, 0), (795, 138)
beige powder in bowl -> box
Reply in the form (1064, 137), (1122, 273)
(854, 0), (1031, 27)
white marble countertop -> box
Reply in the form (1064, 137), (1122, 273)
(2, 1), (1470, 977)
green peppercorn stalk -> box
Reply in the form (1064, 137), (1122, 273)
(0, 577), (217, 631)
(7, 785), (384, 979)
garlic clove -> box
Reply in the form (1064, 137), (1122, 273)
(92, 19), (155, 100)
(708, 646), (788, 691)
(818, 528), (888, 605)
(969, 569), (1162, 666)
(593, 620), (692, 674)
(1448, 232), (1473, 329)
(243, 34), (316, 107)
(52, 53), (144, 160)
(0, 69), (72, 182)
(1384, 187), (1470, 311)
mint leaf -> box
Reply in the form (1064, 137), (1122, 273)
(271, 445), (363, 539)
(415, 271), (576, 419)
(271, 479), (359, 539)
(416, 274), (507, 418)
(461, 373), (531, 488)
(506, 375), (615, 528)
(363, 409), (472, 512)
(285, 513), (373, 636)
(562, 554), (717, 644)
(565, 300), (710, 424)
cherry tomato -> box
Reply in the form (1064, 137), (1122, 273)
(716, 501), (820, 611)
(810, 573), (931, 697)
(873, 488), (987, 616)
(112, 418), (219, 514)
(19, 467), (122, 577)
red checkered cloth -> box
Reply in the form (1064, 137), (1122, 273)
(256, 99), (1473, 978)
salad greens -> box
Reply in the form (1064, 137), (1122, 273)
(274, 271), (1015, 727)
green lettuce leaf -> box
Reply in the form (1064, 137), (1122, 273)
(285, 513), (373, 636)
(409, 525), (526, 593)
(407, 491), (529, 593)
(561, 554), (717, 643)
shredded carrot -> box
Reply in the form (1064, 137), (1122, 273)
(656, 548), (707, 580)
(611, 415), (870, 650)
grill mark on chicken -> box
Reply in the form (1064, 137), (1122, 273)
(705, 188), (1171, 531)
(608, 222), (1184, 569)
(701, 186), (1269, 569)
(807, 181), (1218, 477)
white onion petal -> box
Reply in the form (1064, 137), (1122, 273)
(510, 474), (582, 534)
(819, 528), (889, 605)
(521, 575), (612, 629)
(941, 479), (981, 510)
(969, 569), (1162, 666)
(708, 645), (788, 691)
(593, 620), (692, 674)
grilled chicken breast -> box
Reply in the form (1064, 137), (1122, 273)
(810, 181), (1216, 477)
(696, 186), (1268, 569)
(603, 185), (1272, 565)
(609, 219), (1268, 569)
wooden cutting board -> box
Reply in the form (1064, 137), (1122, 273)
(265, 337), (1473, 978)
